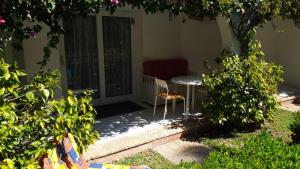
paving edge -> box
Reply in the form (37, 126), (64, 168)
(89, 128), (190, 163)
(278, 94), (300, 103)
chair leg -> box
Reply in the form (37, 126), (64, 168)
(153, 96), (158, 117)
(183, 98), (186, 117)
(172, 100), (176, 113)
(163, 99), (168, 120)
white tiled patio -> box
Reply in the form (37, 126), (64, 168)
(84, 102), (203, 162)
(93, 101), (185, 141)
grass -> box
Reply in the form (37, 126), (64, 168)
(114, 149), (177, 169)
(264, 109), (295, 141)
(201, 109), (297, 148)
(115, 109), (299, 167)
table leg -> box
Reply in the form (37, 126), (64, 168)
(192, 85), (195, 113)
(186, 85), (190, 116)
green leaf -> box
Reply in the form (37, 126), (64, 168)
(0, 88), (5, 96)
(25, 92), (35, 101)
(3, 159), (14, 168)
(26, 164), (35, 169)
(66, 119), (71, 128)
(40, 121), (45, 128)
(31, 141), (41, 148)
(67, 96), (75, 106)
(4, 72), (10, 80)
(42, 89), (50, 99)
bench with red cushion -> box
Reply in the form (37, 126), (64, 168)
(143, 58), (188, 80)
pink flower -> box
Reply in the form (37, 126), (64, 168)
(28, 31), (37, 38)
(111, 0), (119, 5)
(0, 16), (6, 26)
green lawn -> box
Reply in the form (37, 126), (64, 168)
(114, 149), (177, 169)
(264, 109), (295, 141)
(200, 109), (294, 147)
(202, 109), (297, 148)
(115, 109), (299, 168)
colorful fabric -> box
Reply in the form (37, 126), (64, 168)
(41, 134), (151, 169)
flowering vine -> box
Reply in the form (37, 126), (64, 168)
(111, 0), (119, 5)
(0, 16), (5, 26)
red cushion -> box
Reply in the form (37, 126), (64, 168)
(143, 58), (188, 80)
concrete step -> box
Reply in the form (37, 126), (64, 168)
(83, 118), (205, 163)
(277, 94), (300, 103)
(277, 85), (300, 104)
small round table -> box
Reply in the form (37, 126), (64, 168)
(171, 75), (202, 117)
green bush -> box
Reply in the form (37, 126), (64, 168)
(177, 161), (202, 169)
(178, 132), (300, 169)
(290, 112), (300, 143)
(201, 41), (283, 129)
(0, 59), (99, 168)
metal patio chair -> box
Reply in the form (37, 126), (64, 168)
(153, 78), (186, 120)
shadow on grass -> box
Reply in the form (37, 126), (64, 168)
(172, 117), (261, 149)
(292, 97), (300, 105)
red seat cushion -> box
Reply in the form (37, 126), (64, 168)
(143, 58), (188, 80)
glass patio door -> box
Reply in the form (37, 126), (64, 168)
(63, 15), (134, 104)
(102, 16), (132, 98)
(63, 16), (100, 97)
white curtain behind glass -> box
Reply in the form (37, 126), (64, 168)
(103, 16), (132, 97)
(63, 16), (100, 97)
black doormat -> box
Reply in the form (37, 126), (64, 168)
(94, 101), (146, 119)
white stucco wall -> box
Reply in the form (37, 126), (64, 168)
(22, 23), (62, 96)
(142, 12), (181, 60)
(23, 26), (61, 81)
(141, 13), (223, 75)
(256, 20), (300, 87)
(216, 17), (280, 60)
(266, 20), (300, 87)
(256, 23), (278, 61)
(216, 17), (300, 87)
(179, 17), (222, 75)
(2, 43), (13, 63)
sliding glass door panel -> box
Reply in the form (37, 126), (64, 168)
(102, 16), (132, 98)
(63, 16), (100, 97)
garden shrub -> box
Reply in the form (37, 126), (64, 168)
(178, 131), (300, 169)
(201, 41), (283, 129)
(0, 59), (99, 168)
(290, 112), (300, 143)
(177, 161), (202, 169)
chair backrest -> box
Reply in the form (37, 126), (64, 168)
(154, 78), (169, 94)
